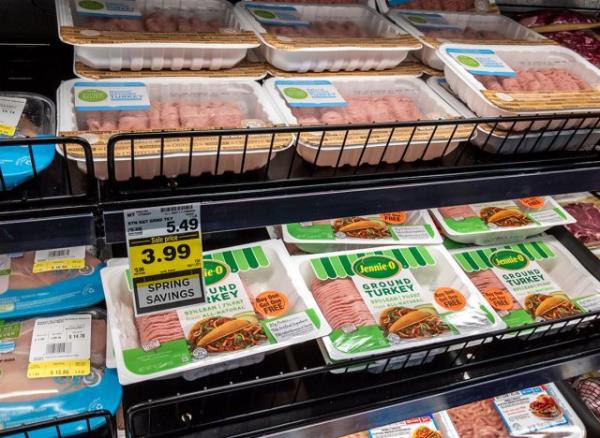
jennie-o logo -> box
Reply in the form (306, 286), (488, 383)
(282, 87), (309, 100)
(78, 0), (104, 10)
(353, 255), (400, 279)
(202, 260), (229, 286)
(78, 89), (108, 103)
(490, 249), (529, 270)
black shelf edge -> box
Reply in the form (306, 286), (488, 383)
(103, 161), (600, 242)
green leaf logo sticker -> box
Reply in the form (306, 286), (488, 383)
(203, 260), (229, 286)
(407, 15), (427, 24)
(253, 9), (277, 19)
(457, 55), (481, 68)
(78, 0), (104, 10)
(490, 249), (529, 271)
(353, 255), (400, 279)
(78, 89), (108, 103)
(283, 87), (309, 100)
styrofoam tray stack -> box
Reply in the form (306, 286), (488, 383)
(427, 76), (600, 154)
(437, 43), (600, 131)
(387, 11), (546, 70)
(57, 77), (292, 180)
(264, 75), (470, 167)
(56, 0), (260, 71)
(235, 1), (421, 72)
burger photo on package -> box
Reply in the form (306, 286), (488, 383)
(524, 293), (582, 321)
(187, 315), (267, 353)
(529, 394), (562, 419)
(380, 306), (449, 339)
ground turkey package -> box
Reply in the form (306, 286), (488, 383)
(451, 236), (600, 329)
(295, 244), (504, 363)
(439, 383), (586, 437)
(0, 310), (121, 436)
(0, 247), (105, 320)
(102, 240), (330, 384)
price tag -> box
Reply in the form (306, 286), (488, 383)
(125, 203), (204, 315)
(33, 246), (86, 273)
(27, 360), (91, 379)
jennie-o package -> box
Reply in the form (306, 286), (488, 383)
(431, 196), (575, 245)
(295, 245), (504, 363)
(451, 236), (600, 329)
(439, 383), (585, 437)
(0, 247), (105, 320)
(340, 414), (445, 438)
(282, 210), (442, 254)
(101, 240), (330, 384)
(55, 0), (260, 71)
(57, 78), (292, 180)
(235, 1), (421, 72)
(0, 310), (121, 435)
(437, 43), (600, 131)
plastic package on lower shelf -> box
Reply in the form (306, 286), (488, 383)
(554, 192), (600, 255)
(0, 309), (122, 436)
(57, 78), (292, 180)
(294, 244), (504, 370)
(264, 74), (471, 167)
(451, 236), (600, 329)
(0, 92), (56, 191)
(338, 383), (585, 437)
(101, 240), (331, 384)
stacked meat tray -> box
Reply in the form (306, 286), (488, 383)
(5, 0), (600, 436)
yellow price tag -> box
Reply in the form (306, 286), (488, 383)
(32, 259), (85, 274)
(0, 124), (17, 137)
(129, 231), (202, 278)
(27, 359), (91, 379)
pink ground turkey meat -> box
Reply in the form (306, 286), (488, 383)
(393, 0), (474, 11)
(476, 68), (591, 92)
(268, 21), (370, 38)
(447, 399), (510, 438)
(311, 278), (375, 329)
(437, 205), (477, 219)
(135, 311), (185, 345)
(292, 95), (424, 125)
(82, 100), (246, 132)
(85, 13), (221, 33)
(467, 269), (520, 311)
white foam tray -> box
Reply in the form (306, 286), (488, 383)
(57, 77), (292, 180)
(264, 74), (467, 167)
(437, 43), (600, 131)
(387, 11), (545, 70)
(56, 0), (260, 71)
(426, 76), (600, 154)
(235, 1), (419, 72)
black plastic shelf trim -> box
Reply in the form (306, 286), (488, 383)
(0, 409), (115, 438)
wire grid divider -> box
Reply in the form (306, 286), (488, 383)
(0, 410), (116, 438)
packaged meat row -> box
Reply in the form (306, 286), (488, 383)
(236, 2), (421, 73)
(0, 247), (105, 320)
(264, 75), (471, 166)
(57, 78), (292, 180)
(338, 383), (586, 437)
(295, 243), (505, 364)
(0, 92), (56, 190)
(387, 11), (547, 70)
(377, 0), (498, 13)
(545, 30), (600, 68)
(101, 240), (331, 384)
(426, 76), (600, 154)
(56, 0), (261, 72)
(555, 193), (600, 252)
(431, 196), (575, 245)
(0, 309), (122, 436)
(451, 235), (600, 329)
(516, 9), (600, 32)
(571, 372), (600, 424)
(282, 209), (442, 254)
(437, 44), (600, 131)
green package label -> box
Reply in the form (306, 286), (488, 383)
(330, 325), (389, 353)
(287, 223), (335, 241)
(0, 321), (20, 339)
(123, 339), (192, 375)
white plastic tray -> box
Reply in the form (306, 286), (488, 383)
(264, 74), (468, 167)
(101, 240), (331, 385)
(57, 77), (292, 180)
(387, 11), (545, 70)
(235, 1), (420, 72)
(431, 196), (576, 245)
(376, 0), (497, 13)
(56, 0), (260, 71)
(426, 76), (600, 154)
(437, 43), (600, 131)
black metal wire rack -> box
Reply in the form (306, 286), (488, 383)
(0, 410), (116, 438)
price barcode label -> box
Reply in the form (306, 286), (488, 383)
(33, 246), (86, 273)
(27, 360), (90, 379)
